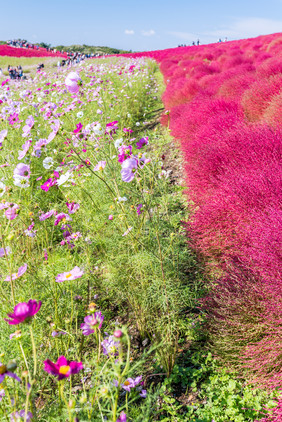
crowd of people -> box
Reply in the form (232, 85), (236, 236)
(7, 65), (24, 79)
(178, 37), (228, 47)
(6, 39), (58, 53)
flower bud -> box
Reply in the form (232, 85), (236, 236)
(113, 329), (123, 339)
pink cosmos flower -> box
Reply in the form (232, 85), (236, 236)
(65, 72), (82, 94)
(66, 202), (80, 214)
(13, 163), (31, 179)
(0, 247), (11, 257)
(121, 157), (138, 182)
(39, 209), (56, 221)
(40, 177), (57, 192)
(94, 161), (106, 171)
(18, 139), (32, 160)
(116, 412), (127, 422)
(5, 299), (41, 325)
(73, 122), (83, 134)
(54, 213), (72, 226)
(22, 115), (34, 138)
(80, 312), (104, 335)
(8, 113), (19, 125)
(122, 227), (133, 237)
(55, 266), (84, 283)
(121, 376), (142, 392)
(4, 204), (19, 220)
(10, 410), (33, 422)
(5, 264), (27, 281)
(118, 145), (132, 163)
(44, 356), (83, 380)
(136, 137), (148, 149)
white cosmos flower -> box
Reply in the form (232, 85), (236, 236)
(0, 182), (6, 197)
(14, 176), (30, 188)
(77, 111), (84, 118)
(114, 138), (123, 148)
(57, 171), (72, 186)
(43, 157), (54, 169)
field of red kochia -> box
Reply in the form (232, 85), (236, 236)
(123, 33), (282, 394)
(0, 44), (66, 58)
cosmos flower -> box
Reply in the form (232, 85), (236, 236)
(13, 163), (31, 179)
(80, 312), (104, 335)
(39, 209), (56, 221)
(101, 335), (120, 357)
(121, 376), (142, 392)
(43, 356), (83, 380)
(93, 161), (106, 171)
(54, 212), (72, 226)
(65, 72), (82, 94)
(5, 299), (41, 325)
(0, 182), (6, 197)
(18, 139), (32, 160)
(66, 202), (80, 214)
(116, 411), (127, 422)
(43, 157), (54, 169)
(136, 136), (148, 149)
(13, 176), (30, 188)
(0, 247), (11, 257)
(121, 157), (138, 182)
(55, 266), (84, 282)
(0, 363), (21, 383)
(5, 264), (27, 281)
(10, 410), (33, 422)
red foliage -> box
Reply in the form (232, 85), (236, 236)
(0, 44), (66, 58)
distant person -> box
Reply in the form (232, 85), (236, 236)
(192, 41), (195, 46)
(224, 37), (228, 42)
(197, 39), (200, 45)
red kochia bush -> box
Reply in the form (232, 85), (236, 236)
(122, 32), (282, 394)
(0, 44), (66, 58)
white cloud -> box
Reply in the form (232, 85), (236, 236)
(141, 29), (156, 37)
(125, 29), (134, 35)
(204, 17), (282, 40)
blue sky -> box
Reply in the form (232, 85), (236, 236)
(1, 0), (282, 51)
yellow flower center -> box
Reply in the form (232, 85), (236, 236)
(0, 365), (7, 375)
(59, 365), (70, 375)
(124, 380), (130, 386)
(65, 273), (72, 279)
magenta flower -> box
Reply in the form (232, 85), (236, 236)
(81, 312), (104, 335)
(0, 363), (21, 383)
(121, 157), (138, 182)
(116, 411), (127, 422)
(136, 137), (148, 149)
(13, 163), (31, 179)
(44, 356), (83, 380)
(40, 178), (56, 192)
(55, 266), (84, 282)
(93, 161), (106, 171)
(118, 145), (132, 163)
(73, 122), (83, 134)
(136, 204), (143, 215)
(66, 202), (80, 214)
(8, 113), (19, 125)
(39, 209), (56, 221)
(54, 213), (72, 226)
(5, 299), (41, 325)
(65, 72), (82, 94)
(5, 264), (27, 281)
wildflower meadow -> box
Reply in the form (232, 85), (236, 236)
(0, 31), (281, 421)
